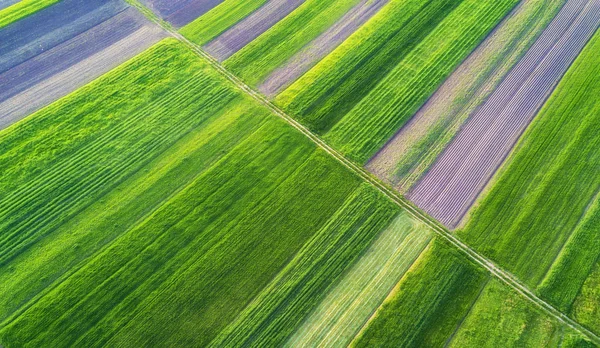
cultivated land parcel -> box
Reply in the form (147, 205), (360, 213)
(1, 0), (600, 346)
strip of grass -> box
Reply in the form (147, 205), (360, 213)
(353, 239), (489, 347)
(538, 195), (600, 312)
(223, 0), (362, 86)
(287, 212), (432, 347)
(448, 280), (566, 347)
(0, 0), (60, 29)
(275, 0), (462, 134)
(458, 32), (600, 287)
(180, 0), (268, 45)
(210, 183), (399, 346)
(325, 0), (520, 163)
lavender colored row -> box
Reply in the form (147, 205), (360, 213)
(409, 0), (600, 228)
(204, 0), (306, 62)
(140, 0), (223, 27)
(0, 0), (166, 129)
(258, 0), (388, 97)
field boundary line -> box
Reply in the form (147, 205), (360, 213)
(123, 1), (600, 344)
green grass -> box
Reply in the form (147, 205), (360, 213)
(0, 38), (237, 268)
(0, 0), (60, 28)
(180, 0), (268, 45)
(538, 195), (600, 312)
(325, 0), (520, 163)
(223, 0), (362, 86)
(287, 212), (432, 347)
(448, 280), (567, 347)
(458, 32), (600, 287)
(209, 183), (400, 347)
(275, 0), (463, 134)
(352, 239), (489, 347)
(0, 37), (395, 347)
(572, 263), (600, 335)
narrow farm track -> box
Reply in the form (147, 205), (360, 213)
(125, 1), (600, 344)
(409, 0), (600, 227)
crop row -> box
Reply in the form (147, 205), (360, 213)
(409, 0), (600, 227)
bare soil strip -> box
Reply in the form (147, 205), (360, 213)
(408, 0), (600, 228)
(203, 0), (305, 62)
(258, 0), (388, 97)
(140, 0), (224, 28)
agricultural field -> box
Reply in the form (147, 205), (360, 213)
(353, 239), (594, 347)
(459, 28), (600, 332)
(2, 0), (600, 346)
(0, 0), (166, 129)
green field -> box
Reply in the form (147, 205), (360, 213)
(223, 0), (362, 86)
(459, 32), (600, 290)
(180, 0), (268, 45)
(352, 239), (593, 347)
(0, 39), (375, 346)
(0, 0), (60, 28)
(287, 213), (432, 347)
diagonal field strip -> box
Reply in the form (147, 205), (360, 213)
(123, 1), (600, 344)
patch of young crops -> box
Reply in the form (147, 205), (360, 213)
(139, 0), (222, 27)
(222, 0), (363, 86)
(458, 30), (600, 288)
(180, 0), (268, 45)
(325, 0), (520, 163)
(275, 0), (462, 134)
(0, 0), (60, 28)
(209, 183), (400, 347)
